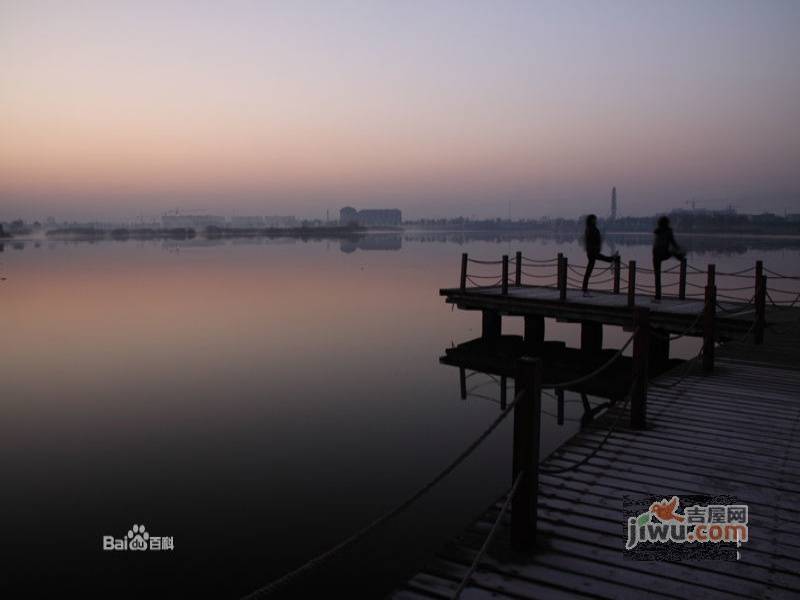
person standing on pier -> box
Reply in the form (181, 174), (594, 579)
(582, 214), (618, 297)
(652, 216), (686, 302)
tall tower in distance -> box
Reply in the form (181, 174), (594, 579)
(610, 186), (618, 221)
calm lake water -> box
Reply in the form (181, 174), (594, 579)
(2, 232), (798, 598)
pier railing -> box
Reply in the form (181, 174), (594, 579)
(459, 251), (800, 302)
(458, 252), (800, 345)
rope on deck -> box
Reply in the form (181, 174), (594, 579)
(539, 391), (633, 475)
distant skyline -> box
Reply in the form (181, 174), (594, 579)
(2, 1), (800, 220)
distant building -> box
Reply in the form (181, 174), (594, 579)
(161, 215), (226, 229)
(229, 216), (265, 228)
(339, 206), (402, 227)
(340, 206), (359, 225)
(263, 216), (297, 228)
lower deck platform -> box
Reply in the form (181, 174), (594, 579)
(395, 324), (800, 599)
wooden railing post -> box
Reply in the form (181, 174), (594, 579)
(631, 307), (649, 429)
(703, 264), (716, 372)
(459, 366), (467, 400)
(755, 274), (766, 344)
(754, 260), (764, 344)
(557, 252), (564, 294)
(460, 253), (468, 291)
(627, 260), (636, 308)
(502, 255), (509, 296)
(556, 388), (564, 426)
(560, 256), (568, 301)
(512, 356), (541, 550)
(613, 255), (621, 294)
(679, 258), (687, 300)
(755, 260), (763, 294)
(515, 251), (522, 287)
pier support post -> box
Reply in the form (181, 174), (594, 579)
(524, 315), (545, 353)
(500, 375), (508, 410)
(755, 274), (767, 345)
(613, 255), (621, 294)
(556, 388), (564, 426)
(459, 367), (467, 400)
(460, 253), (468, 291)
(482, 310), (502, 340)
(755, 261), (765, 344)
(515, 251), (522, 287)
(631, 307), (650, 429)
(580, 321), (603, 355)
(649, 331), (670, 375)
(627, 260), (637, 308)
(703, 265), (716, 372)
(502, 255), (509, 296)
(512, 356), (541, 550)
(679, 258), (687, 300)
(557, 252), (563, 286)
(559, 256), (568, 301)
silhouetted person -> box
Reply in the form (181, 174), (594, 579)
(652, 216), (685, 301)
(582, 214), (617, 296)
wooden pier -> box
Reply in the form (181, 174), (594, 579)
(244, 253), (800, 600)
(393, 253), (800, 600)
(394, 324), (800, 599)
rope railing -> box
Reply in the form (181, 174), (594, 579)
(521, 255), (558, 265)
(542, 331), (637, 391)
(452, 472), (524, 599)
(768, 291), (800, 309)
(458, 253), (798, 323)
(241, 390), (525, 599)
(764, 268), (800, 280)
(651, 309), (705, 341)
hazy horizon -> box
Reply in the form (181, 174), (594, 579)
(2, 0), (800, 221)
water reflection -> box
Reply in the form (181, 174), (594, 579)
(0, 233), (797, 598)
(340, 234), (402, 253)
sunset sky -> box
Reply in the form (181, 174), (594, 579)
(1, 0), (799, 220)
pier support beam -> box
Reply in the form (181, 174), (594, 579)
(482, 310), (502, 340)
(580, 321), (603, 355)
(703, 265), (716, 372)
(627, 260), (637, 308)
(524, 315), (545, 352)
(631, 307), (650, 430)
(512, 356), (541, 550)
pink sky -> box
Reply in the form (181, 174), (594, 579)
(2, 1), (799, 220)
